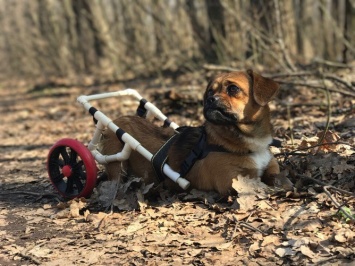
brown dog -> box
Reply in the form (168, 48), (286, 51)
(100, 70), (281, 195)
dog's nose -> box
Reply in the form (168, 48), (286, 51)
(207, 95), (219, 104)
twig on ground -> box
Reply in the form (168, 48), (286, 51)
(323, 186), (355, 221)
(298, 175), (355, 197)
(231, 215), (265, 238)
(239, 222), (265, 235)
(286, 103), (294, 146)
(274, 141), (354, 157)
(316, 72), (332, 151)
(16, 246), (41, 265)
(325, 185), (355, 198)
(97, 209), (113, 231)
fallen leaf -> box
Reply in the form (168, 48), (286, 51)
(295, 219), (323, 232)
(232, 176), (268, 211)
(249, 241), (260, 255)
(300, 245), (315, 258)
(136, 191), (147, 212)
(332, 246), (354, 257)
(333, 162), (355, 174)
(97, 180), (120, 208)
(69, 198), (87, 218)
(215, 241), (233, 251)
(292, 237), (310, 248)
(56, 202), (69, 210)
(28, 245), (52, 258)
(261, 235), (280, 247)
(141, 182), (154, 195)
(85, 212), (108, 227)
(275, 247), (296, 257)
(334, 228), (355, 243)
(126, 221), (146, 233)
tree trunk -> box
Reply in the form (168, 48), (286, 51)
(343, 0), (355, 62)
(205, 0), (225, 63)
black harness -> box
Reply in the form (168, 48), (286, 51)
(136, 98), (282, 182)
(151, 126), (229, 181)
(151, 126), (282, 182)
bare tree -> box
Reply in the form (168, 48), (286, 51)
(0, 0), (353, 81)
(343, 0), (355, 62)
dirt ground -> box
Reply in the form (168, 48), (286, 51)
(0, 72), (354, 266)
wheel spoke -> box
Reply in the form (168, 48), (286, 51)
(70, 150), (78, 164)
(79, 168), (86, 180)
(72, 160), (84, 171)
(58, 159), (65, 168)
(65, 176), (74, 194)
(50, 158), (64, 168)
(72, 175), (84, 192)
(52, 173), (64, 183)
(60, 147), (70, 164)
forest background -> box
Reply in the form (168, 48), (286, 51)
(0, 0), (354, 81)
(0, 1), (355, 265)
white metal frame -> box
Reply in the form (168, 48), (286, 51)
(77, 89), (190, 190)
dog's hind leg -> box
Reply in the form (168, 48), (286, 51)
(105, 161), (126, 181)
(100, 130), (126, 181)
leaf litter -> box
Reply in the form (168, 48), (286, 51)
(0, 75), (354, 265)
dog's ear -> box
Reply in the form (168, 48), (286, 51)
(247, 69), (279, 106)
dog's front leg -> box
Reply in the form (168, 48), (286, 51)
(261, 157), (293, 190)
(261, 157), (280, 186)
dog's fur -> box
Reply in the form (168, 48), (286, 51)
(100, 70), (281, 195)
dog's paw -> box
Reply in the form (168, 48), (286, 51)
(274, 173), (294, 191)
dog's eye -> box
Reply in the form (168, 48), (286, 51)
(227, 85), (240, 96)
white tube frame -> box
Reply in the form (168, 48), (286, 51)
(77, 89), (190, 190)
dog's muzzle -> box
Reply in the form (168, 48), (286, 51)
(204, 96), (237, 125)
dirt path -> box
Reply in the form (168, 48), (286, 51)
(0, 77), (354, 265)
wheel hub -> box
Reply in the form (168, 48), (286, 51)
(62, 165), (72, 177)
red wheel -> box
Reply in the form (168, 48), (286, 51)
(47, 138), (97, 199)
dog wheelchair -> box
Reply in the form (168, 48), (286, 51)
(47, 89), (190, 199)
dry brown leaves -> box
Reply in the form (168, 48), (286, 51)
(27, 179), (353, 265)
(1, 75), (355, 265)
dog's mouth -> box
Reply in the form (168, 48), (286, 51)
(204, 106), (238, 125)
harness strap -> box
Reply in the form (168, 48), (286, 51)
(179, 128), (282, 177)
(179, 127), (228, 177)
(271, 138), (282, 148)
(151, 125), (283, 182)
(151, 134), (180, 182)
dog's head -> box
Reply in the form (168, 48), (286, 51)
(203, 70), (279, 126)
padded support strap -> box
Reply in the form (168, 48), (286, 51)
(136, 98), (148, 117)
(151, 134), (180, 182)
(89, 107), (98, 124)
(163, 118), (172, 128)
